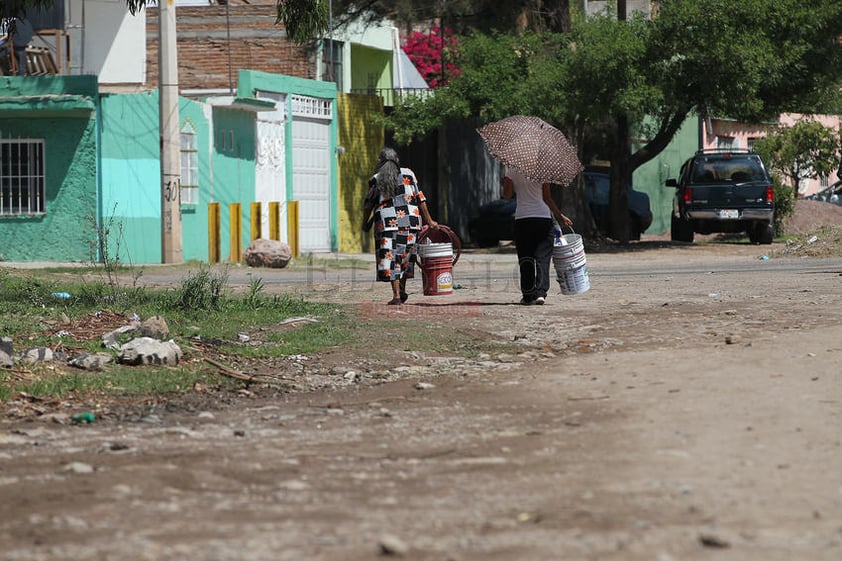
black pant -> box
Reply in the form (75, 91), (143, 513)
(514, 217), (553, 300)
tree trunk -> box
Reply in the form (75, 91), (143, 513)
(544, 0), (572, 33)
(609, 114), (631, 243)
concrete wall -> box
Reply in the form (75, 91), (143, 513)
(0, 76), (99, 262)
(66, 0), (146, 83)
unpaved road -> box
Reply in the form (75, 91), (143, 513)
(2, 242), (842, 561)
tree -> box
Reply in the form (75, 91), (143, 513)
(383, 0), (842, 241)
(753, 119), (840, 193)
(273, 0), (329, 44)
(328, 0), (578, 35)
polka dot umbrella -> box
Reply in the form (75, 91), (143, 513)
(477, 115), (583, 186)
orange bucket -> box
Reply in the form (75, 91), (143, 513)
(417, 225), (461, 296)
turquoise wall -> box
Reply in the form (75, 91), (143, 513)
(633, 114), (700, 234)
(100, 93), (217, 264)
(99, 92), (161, 264)
(211, 106), (257, 260)
(0, 76), (98, 262)
(179, 98), (212, 262)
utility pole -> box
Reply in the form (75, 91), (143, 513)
(159, 0), (183, 263)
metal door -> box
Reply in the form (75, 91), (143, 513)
(291, 95), (332, 252)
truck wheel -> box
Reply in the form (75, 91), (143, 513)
(671, 215), (694, 243)
(629, 216), (642, 241)
(753, 221), (774, 245)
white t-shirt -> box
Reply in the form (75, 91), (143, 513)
(508, 169), (550, 220)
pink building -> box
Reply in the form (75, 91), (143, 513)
(703, 113), (841, 197)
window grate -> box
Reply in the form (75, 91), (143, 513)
(1, 138), (45, 216)
(180, 129), (199, 205)
(290, 94), (332, 119)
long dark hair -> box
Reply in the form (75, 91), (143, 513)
(373, 147), (402, 198)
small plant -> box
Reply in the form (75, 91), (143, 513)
(244, 277), (265, 310)
(84, 204), (142, 309)
(172, 266), (230, 312)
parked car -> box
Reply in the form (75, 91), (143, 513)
(665, 149), (775, 244)
(804, 180), (842, 206)
(468, 167), (653, 247)
(583, 166), (652, 240)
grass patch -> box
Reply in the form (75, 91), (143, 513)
(0, 265), (504, 402)
(0, 267), (351, 400)
(0, 366), (238, 401)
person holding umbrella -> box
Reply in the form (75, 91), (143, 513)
(502, 168), (573, 305)
(477, 115), (582, 305)
(362, 147), (438, 305)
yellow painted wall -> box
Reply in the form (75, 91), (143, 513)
(337, 93), (385, 253)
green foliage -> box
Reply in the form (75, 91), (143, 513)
(243, 277), (266, 310)
(385, 31), (572, 143)
(387, 1), (842, 158)
(275, 0), (329, 44)
(565, 12), (656, 123)
(0, 270), (344, 400)
(753, 119), (840, 190)
(772, 175), (796, 237)
(650, 0), (842, 122)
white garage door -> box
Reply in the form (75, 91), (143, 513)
(291, 95), (332, 253)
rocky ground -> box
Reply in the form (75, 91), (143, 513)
(2, 199), (842, 560)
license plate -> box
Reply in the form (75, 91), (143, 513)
(718, 209), (739, 219)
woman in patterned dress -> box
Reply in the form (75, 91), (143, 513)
(362, 148), (438, 305)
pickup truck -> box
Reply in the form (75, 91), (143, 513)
(666, 149), (775, 244)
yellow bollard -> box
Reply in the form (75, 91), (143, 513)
(250, 202), (262, 241)
(287, 200), (300, 258)
(268, 202), (280, 241)
(229, 203), (242, 262)
(208, 202), (220, 263)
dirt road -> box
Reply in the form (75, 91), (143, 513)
(2, 242), (842, 561)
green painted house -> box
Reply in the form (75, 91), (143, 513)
(0, 76), (99, 262)
(1, 70), (338, 264)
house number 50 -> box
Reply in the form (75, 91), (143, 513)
(164, 179), (180, 202)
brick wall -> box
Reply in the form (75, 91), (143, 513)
(146, 4), (317, 92)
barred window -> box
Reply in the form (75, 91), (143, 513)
(321, 39), (343, 91)
(180, 125), (198, 205)
(1, 139), (45, 216)
(716, 136), (736, 150)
